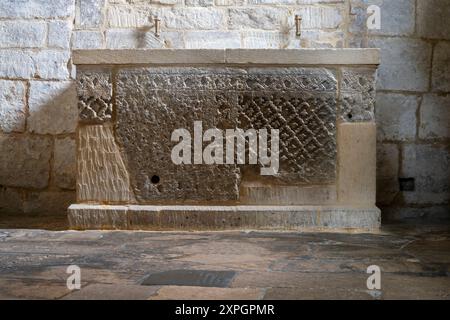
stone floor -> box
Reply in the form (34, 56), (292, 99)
(0, 218), (449, 300)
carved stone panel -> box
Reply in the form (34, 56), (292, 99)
(115, 67), (337, 202)
(115, 68), (242, 203)
(76, 69), (113, 123)
(339, 67), (377, 122)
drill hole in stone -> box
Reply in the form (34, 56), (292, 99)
(347, 113), (353, 119)
(151, 175), (160, 184)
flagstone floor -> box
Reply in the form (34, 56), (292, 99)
(0, 220), (449, 300)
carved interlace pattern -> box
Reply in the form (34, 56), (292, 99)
(77, 71), (113, 123)
(116, 67), (338, 201)
(340, 68), (376, 122)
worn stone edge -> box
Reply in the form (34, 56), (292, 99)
(68, 204), (381, 230)
(72, 49), (381, 65)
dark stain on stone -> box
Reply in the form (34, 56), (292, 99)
(140, 269), (236, 288)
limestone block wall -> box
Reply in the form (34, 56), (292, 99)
(0, 0), (449, 221)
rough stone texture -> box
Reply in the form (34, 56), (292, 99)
(431, 42), (450, 93)
(115, 67), (337, 202)
(0, 0), (75, 19)
(369, 38), (432, 92)
(0, 21), (47, 48)
(337, 122), (376, 206)
(23, 191), (75, 215)
(417, 0), (450, 40)
(339, 67), (376, 122)
(376, 144), (399, 205)
(0, 50), (71, 80)
(350, 0), (415, 36)
(48, 21), (72, 49)
(161, 8), (224, 30)
(53, 137), (76, 190)
(28, 81), (77, 134)
(69, 204), (381, 230)
(77, 0), (105, 28)
(240, 185), (336, 205)
(76, 69), (112, 123)
(106, 5), (157, 28)
(184, 31), (240, 49)
(0, 80), (26, 133)
(0, 187), (23, 214)
(402, 144), (450, 205)
(105, 29), (164, 49)
(292, 6), (343, 29)
(376, 93), (418, 142)
(77, 125), (135, 203)
(1, 226), (450, 299)
(419, 94), (450, 140)
(116, 67), (240, 202)
(68, 204), (128, 229)
(228, 7), (289, 30)
(72, 31), (104, 49)
(0, 135), (51, 189)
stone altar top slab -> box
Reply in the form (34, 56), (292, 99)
(72, 49), (380, 66)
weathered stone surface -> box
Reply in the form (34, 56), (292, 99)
(63, 284), (160, 300)
(236, 68), (337, 185)
(161, 8), (224, 30)
(0, 80), (26, 133)
(432, 42), (450, 92)
(184, 31), (240, 49)
(339, 67), (376, 122)
(382, 205), (450, 223)
(107, 5), (157, 28)
(77, 0), (105, 28)
(48, 21), (72, 49)
(376, 93), (418, 141)
(77, 125), (134, 203)
(228, 7), (289, 30)
(0, 187), (23, 214)
(369, 38), (432, 92)
(240, 184), (336, 205)
(23, 191), (75, 215)
(28, 81), (77, 134)
(69, 204), (381, 230)
(376, 144), (399, 205)
(105, 29), (164, 49)
(76, 69), (112, 123)
(116, 67), (240, 202)
(0, 0), (75, 19)
(0, 50), (70, 80)
(149, 286), (263, 300)
(54, 137), (76, 190)
(185, 0), (214, 5)
(0, 135), (51, 189)
(402, 144), (450, 204)
(68, 204), (128, 229)
(0, 21), (46, 48)
(300, 30), (344, 48)
(72, 31), (104, 49)
(115, 67), (337, 202)
(417, 0), (450, 40)
(337, 122), (376, 206)
(350, 0), (415, 36)
(419, 94), (450, 140)
(292, 6), (343, 29)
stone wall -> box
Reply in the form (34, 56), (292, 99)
(0, 0), (449, 221)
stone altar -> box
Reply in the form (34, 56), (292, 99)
(69, 49), (381, 230)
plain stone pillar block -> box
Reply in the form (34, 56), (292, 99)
(337, 122), (376, 206)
